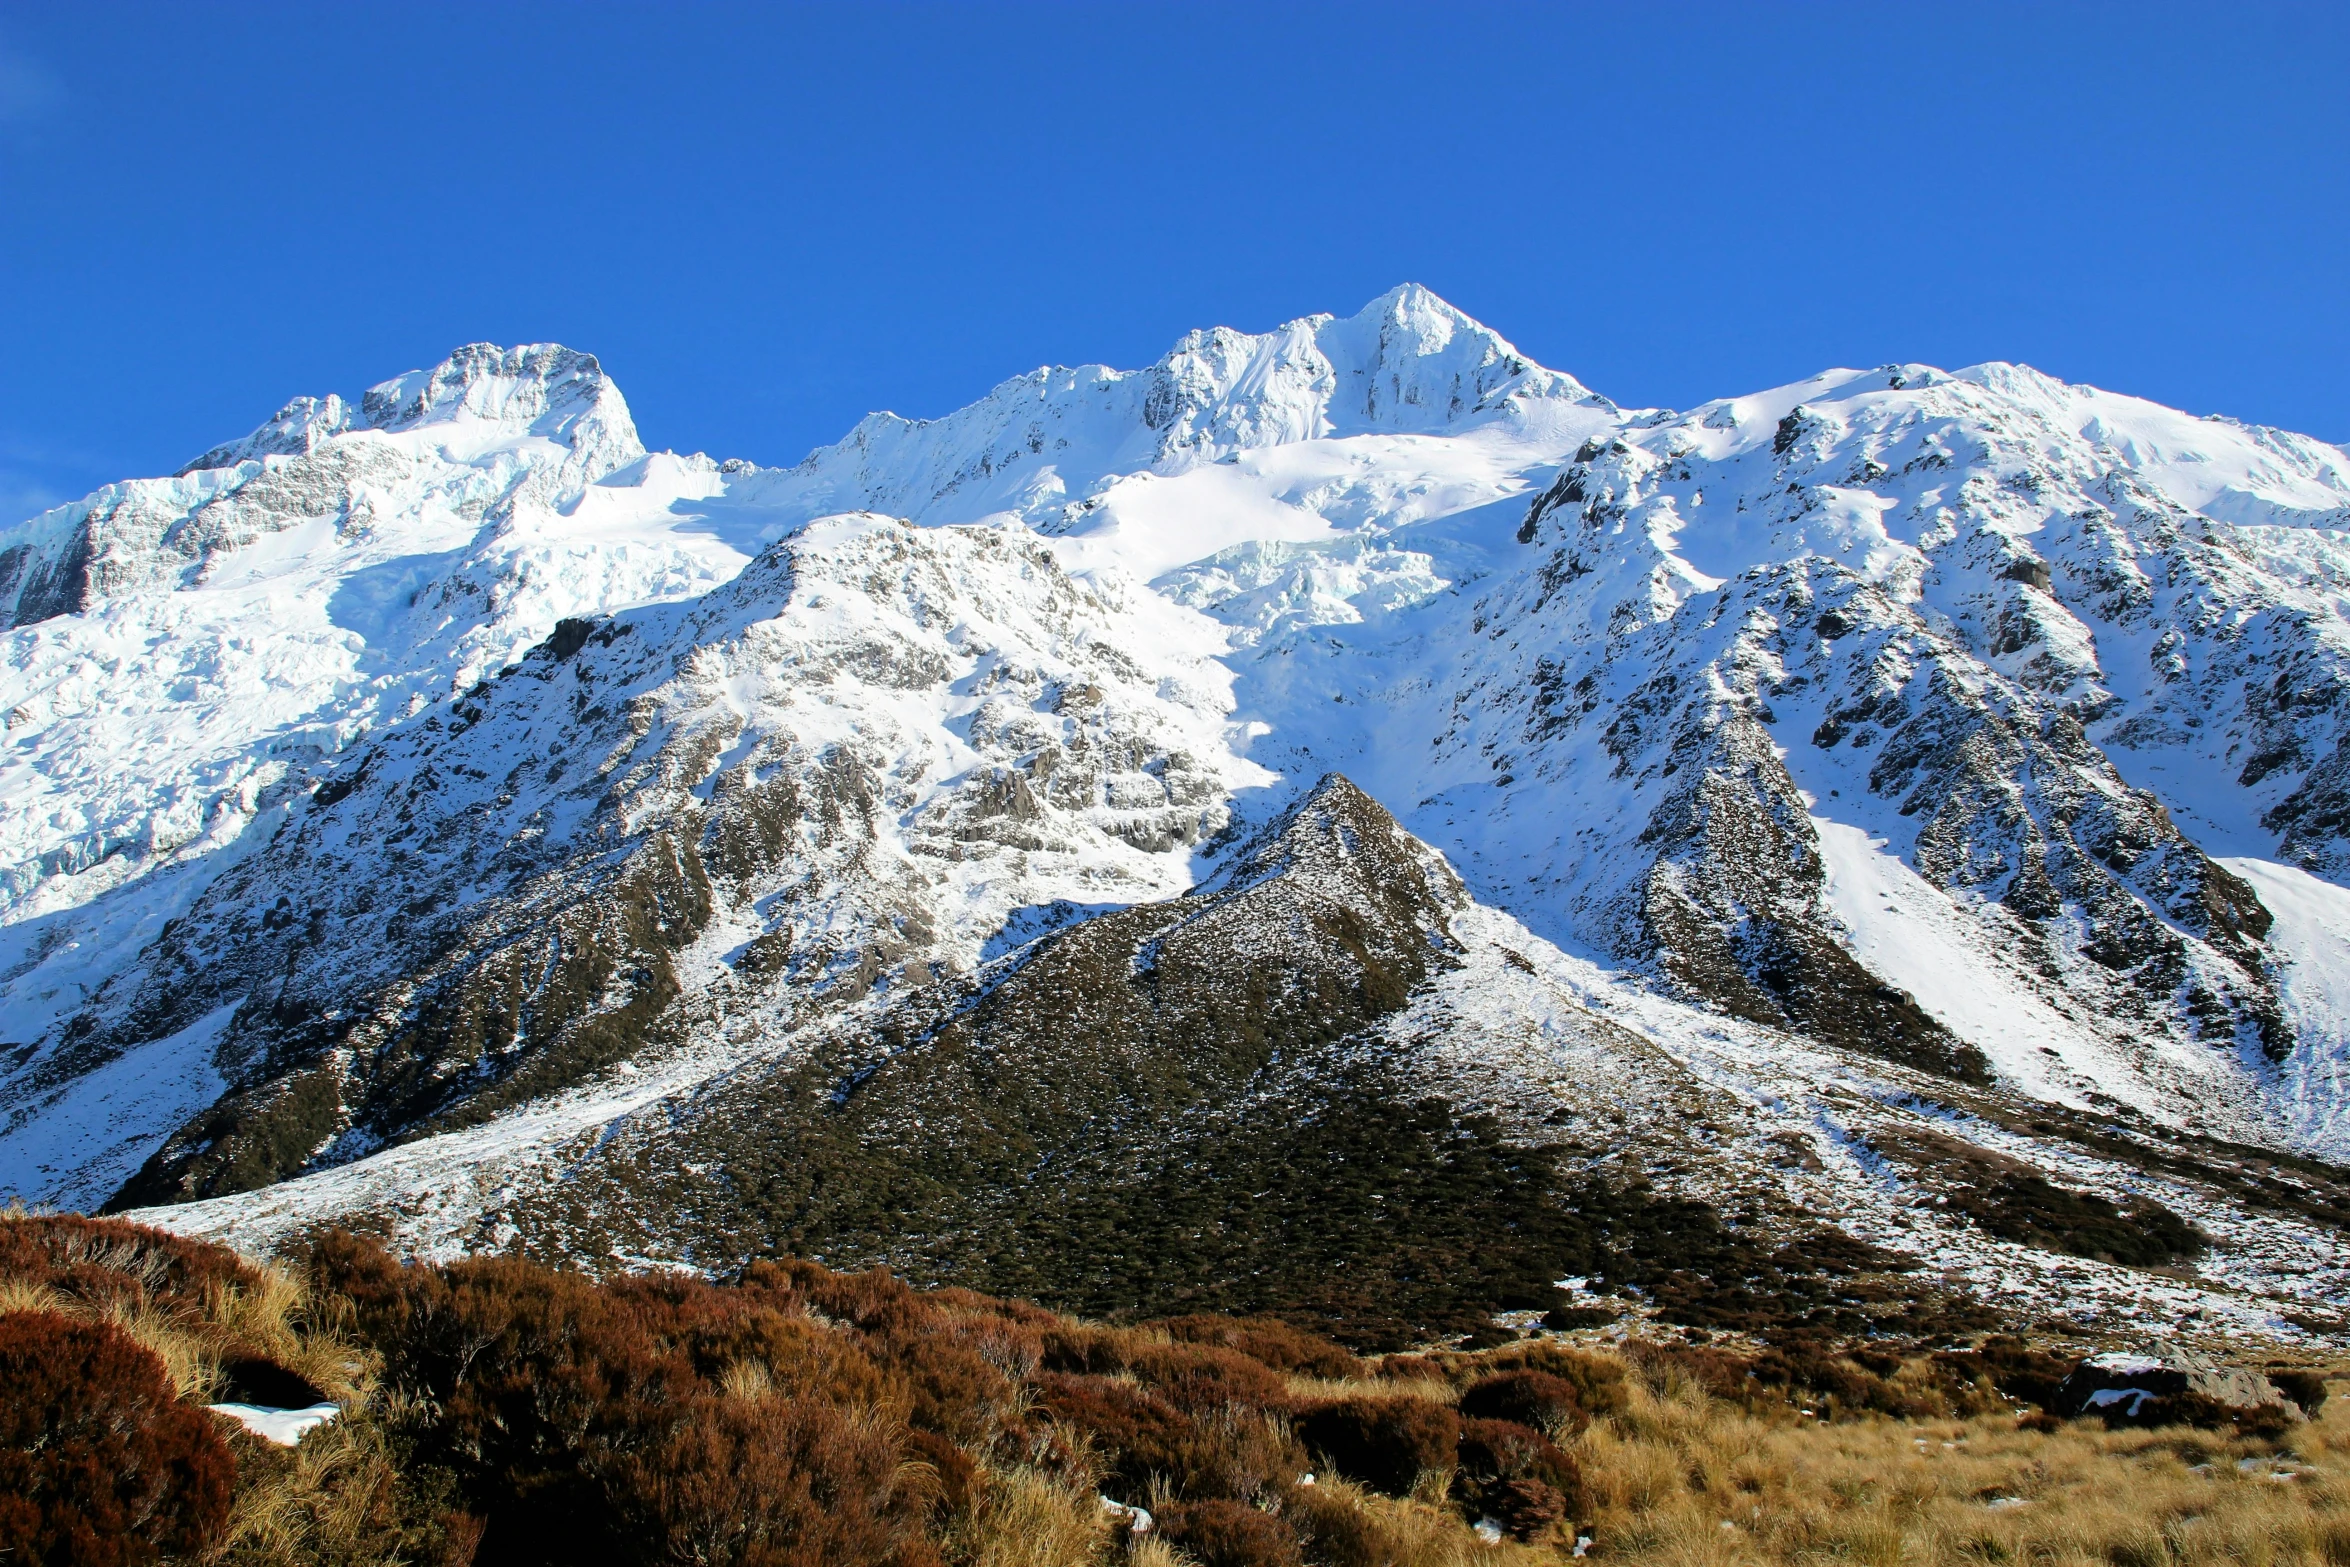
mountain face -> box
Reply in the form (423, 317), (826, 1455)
(6, 284), (2350, 1348)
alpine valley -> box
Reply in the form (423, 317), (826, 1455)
(7, 287), (2350, 1350)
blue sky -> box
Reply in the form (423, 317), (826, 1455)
(2, 2), (2344, 518)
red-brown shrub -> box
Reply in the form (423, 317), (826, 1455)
(1039, 1321), (1131, 1374)
(1457, 1370), (1588, 1434)
(0, 1312), (234, 1567)
(1468, 1343), (1626, 1419)
(689, 1308), (894, 1410)
(308, 1240), (749, 1561)
(1456, 1418), (1575, 1491)
(1371, 1354), (1445, 1384)
(1455, 1418), (1580, 1539)
(1128, 1342), (1292, 1413)
(1158, 1497), (1304, 1567)
(873, 1331), (1016, 1441)
(605, 1392), (937, 1567)
(766, 1261), (924, 1335)
(903, 1427), (977, 1514)
(1032, 1372), (1296, 1501)
(0, 1213), (257, 1315)
(1153, 1315), (1363, 1378)
(303, 1236), (980, 1565)
(1483, 1477), (1569, 1542)
(1294, 1397), (1459, 1496)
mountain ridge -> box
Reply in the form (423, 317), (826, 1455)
(4, 286), (2350, 1347)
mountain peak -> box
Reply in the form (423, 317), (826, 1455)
(181, 343), (642, 477)
(1308, 282), (1595, 435)
(358, 342), (630, 444)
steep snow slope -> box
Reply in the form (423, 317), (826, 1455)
(7, 287), (2350, 1314)
(1124, 360), (2350, 1153)
(0, 349), (790, 1043)
(11, 515), (1257, 1210)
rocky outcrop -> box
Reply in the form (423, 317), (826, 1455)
(2053, 1347), (2298, 1423)
(1629, 714), (1987, 1081)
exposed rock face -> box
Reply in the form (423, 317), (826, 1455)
(1427, 396), (2308, 1111)
(1628, 711), (1988, 1081)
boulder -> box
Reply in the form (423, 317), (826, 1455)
(2053, 1346), (2298, 1423)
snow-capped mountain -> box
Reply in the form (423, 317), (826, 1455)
(6, 285), (2350, 1343)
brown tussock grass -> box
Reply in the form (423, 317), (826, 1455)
(1569, 1356), (2350, 1567)
(1289, 1371), (1460, 1406)
(1313, 1470), (1561, 1566)
(944, 1461), (1108, 1567)
(201, 1415), (416, 1567)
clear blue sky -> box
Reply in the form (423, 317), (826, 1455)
(2, 2), (2344, 520)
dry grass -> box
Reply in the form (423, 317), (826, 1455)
(99, 1293), (223, 1401)
(1315, 1470), (1562, 1566)
(0, 1273), (64, 1315)
(1570, 1357), (2350, 1567)
(1126, 1538), (1198, 1567)
(945, 1460), (1108, 1567)
(11, 1208), (2345, 1567)
(1288, 1372), (1460, 1406)
(201, 1416), (417, 1567)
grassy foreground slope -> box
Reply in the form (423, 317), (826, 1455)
(1, 1210), (2346, 1567)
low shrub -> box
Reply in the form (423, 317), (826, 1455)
(1157, 1497), (1303, 1567)
(1037, 1369), (1300, 1502)
(2090, 1389), (2299, 1438)
(1154, 1314), (1363, 1378)
(1283, 1483), (1406, 1567)
(1456, 1417), (1580, 1540)
(1540, 1304), (1617, 1330)
(1481, 1477), (1569, 1542)
(1294, 1397), (1459, 1496)
(1127, 1342), (1292, 1413)
(604, 1392), (940, 1567)
(0, 1211), (256, 1317)
(1457, 1369), (1588, 1434)
(0, 1312), (234, 1567)
(903, 1426), (978, 1514)
(1750, 1343), (1945, 1419)
(1457, 1418), (1575, 1489)
(1037, 1322), (1128, 1375)
(1455, 1341), (1626, 1420)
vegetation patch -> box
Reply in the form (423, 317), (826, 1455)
(6, 1212), (2346, 1567)
(1876, 1128), (2209, 1265)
